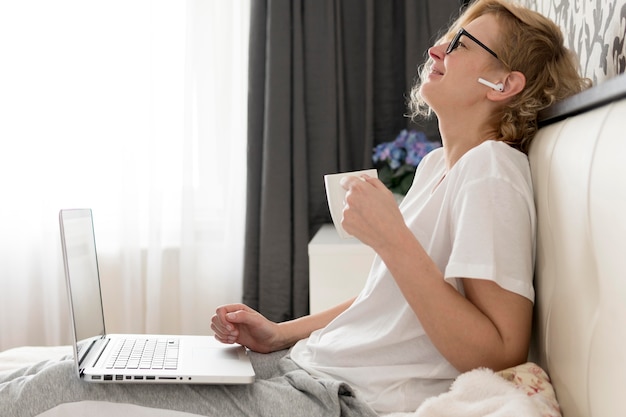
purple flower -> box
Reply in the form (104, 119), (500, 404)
(372, 129), (441, 195)
(373, 129), (439, 168)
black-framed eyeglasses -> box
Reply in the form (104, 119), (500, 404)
(446, 28), (499, 60)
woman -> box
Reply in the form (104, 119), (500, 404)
(216, 0), (590, 411)
(1, 1), (590, 416)
(213, 0), (589, 413)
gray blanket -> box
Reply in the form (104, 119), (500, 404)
(0, 349), (378, 417)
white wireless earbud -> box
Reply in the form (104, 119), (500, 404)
(478, 78), (504, 92)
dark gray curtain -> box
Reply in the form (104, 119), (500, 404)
(244, 0), (465, 322)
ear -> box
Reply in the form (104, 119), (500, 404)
(488, 71), (526, 101)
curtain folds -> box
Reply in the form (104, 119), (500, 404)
(244, 0), (463, 322)
(0, 0), (250, 351)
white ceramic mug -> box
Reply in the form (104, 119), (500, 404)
(324, 169), (378, 239)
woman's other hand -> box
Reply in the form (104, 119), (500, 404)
(211, 304), (285, 353)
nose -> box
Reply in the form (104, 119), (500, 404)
(428, 43), (446, 62)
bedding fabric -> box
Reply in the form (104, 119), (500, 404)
(385, 363), (561, 417)
(0, 347), (561, 416)
(0, 346), (72, 373)
(36, 401), (206, 417)
(0, 349), (378, 417)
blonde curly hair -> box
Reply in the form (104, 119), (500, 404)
(408, 0), (591, 154)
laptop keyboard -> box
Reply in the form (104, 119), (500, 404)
(105, 338), (180, 370)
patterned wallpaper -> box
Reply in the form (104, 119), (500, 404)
(522, 0), (626, 84)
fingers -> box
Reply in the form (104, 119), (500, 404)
(211, 304), (262, 345)
(339, 174), (400, 247)
(340, 174), (388, 198)
(217, 303), (252, 315)
(211, 304), (248, 343)
(367, 176), (391, 192)
(340, 174), (373, 190)
(211, 315), (237, 344)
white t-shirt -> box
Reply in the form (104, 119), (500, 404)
(290, 140), (536, 413)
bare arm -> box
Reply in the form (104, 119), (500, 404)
(375, 226), (532, 372)
(211, 298), (355, 353)
(341, 175), (532, 372)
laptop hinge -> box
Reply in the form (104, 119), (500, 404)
(78, 337), (109, 371)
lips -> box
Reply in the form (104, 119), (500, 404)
(431, 66), (444, 76)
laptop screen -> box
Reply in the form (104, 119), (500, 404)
(59, 209), (106, 346)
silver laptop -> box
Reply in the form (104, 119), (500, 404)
(59, 208), (255, 384)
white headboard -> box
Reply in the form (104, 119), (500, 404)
(528, 73), (626, 417)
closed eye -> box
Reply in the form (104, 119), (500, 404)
(447, 40), (466, 54)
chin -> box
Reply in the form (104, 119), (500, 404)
(418, 83), (436, 111)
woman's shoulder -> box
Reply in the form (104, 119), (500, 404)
(469, 139), (526, 160)
(453, 140), (532, 186)
(461, 140), (529, 171)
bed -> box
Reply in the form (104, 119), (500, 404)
(3, 73), (625, 416)
(527, 72), (626, 417)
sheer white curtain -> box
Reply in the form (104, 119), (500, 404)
(0, 0), (250, 351)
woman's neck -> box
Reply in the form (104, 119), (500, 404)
(439, 120), (498, 171)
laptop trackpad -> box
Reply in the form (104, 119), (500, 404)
(193, 346), (241, 365)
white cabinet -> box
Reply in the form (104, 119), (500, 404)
(308, 224), (376, 313)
